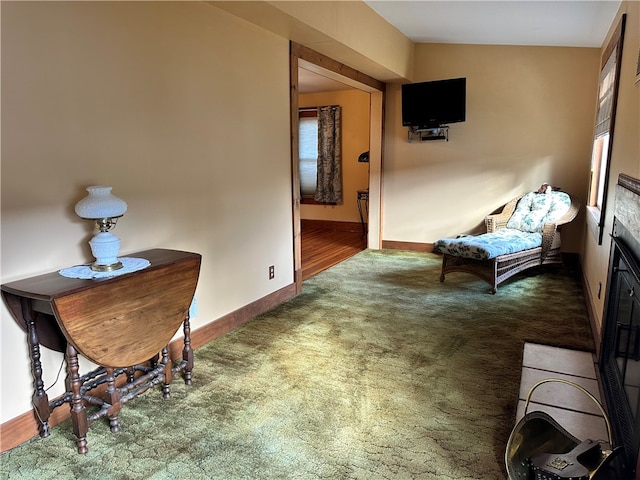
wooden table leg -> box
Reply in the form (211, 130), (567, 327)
(21, 298), (50, 438)
(104, 367), (122, 433)
(66, 343), (88, 454)
(161, 347), (172, 399)
(182, 315), (193, 385)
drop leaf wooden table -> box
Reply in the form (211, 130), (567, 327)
(1, 248), (201, 454)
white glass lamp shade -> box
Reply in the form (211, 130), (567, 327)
(75, 186), (127, 271)
(75, 186), (127, 220)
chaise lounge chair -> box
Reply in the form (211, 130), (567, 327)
(433, 186), (580, 293)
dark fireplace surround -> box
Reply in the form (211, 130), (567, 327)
(599, 174), (640, 479)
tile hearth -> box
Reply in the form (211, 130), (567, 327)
(515, 342), (609, 445)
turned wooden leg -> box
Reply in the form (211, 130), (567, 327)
(161, 347), (172, 399)
(104, 367), (122, 433)
(66, 343), (88, 454)
(149, 353), (159, 368)
(182, 314), (193, 385)
(22, 299), (50, 438)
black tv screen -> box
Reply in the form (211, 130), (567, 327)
(402, 77), (466, 129)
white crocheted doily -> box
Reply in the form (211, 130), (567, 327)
(59, 257), (151, 279)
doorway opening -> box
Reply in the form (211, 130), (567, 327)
(290, 42), (385, 290)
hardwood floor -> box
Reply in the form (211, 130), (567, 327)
(301, 227), (367, 281)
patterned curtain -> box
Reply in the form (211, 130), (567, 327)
(315, 105), (342, 203)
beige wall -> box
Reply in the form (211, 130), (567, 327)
(298, 89), (371, 222)
(382, 44), (600, 252)
(212, 0), (414, 82)
(3, 0), (636, 437)
(1, 2), (293, 423)
(582, 0), (640, 333)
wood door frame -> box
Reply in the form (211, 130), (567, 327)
(290, 42), (386, 293)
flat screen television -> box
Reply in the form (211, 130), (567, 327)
(401, 77), (466, 130)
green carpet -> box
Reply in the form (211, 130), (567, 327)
(0, 250), (594, 479)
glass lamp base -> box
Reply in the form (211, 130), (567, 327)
(89, 231), (122, 272)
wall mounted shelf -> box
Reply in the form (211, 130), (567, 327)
(408, 126), (449, 143)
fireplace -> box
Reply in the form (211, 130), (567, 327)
(599, 174), (640, 479)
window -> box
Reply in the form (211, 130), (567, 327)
(298, 106), (342, 205)
(298, 109), (318, 199)
(590, 132), (610, 210)
(589, 49), (617, 210)
(588, 14), (626, 244)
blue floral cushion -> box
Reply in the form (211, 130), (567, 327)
(433, 229), (543, 260)
(506, 191), (571, 233)
(540, 192), (572, 226)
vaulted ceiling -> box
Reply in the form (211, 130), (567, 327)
(300, 0), (621, 93)
(365, 1), (621, 48)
